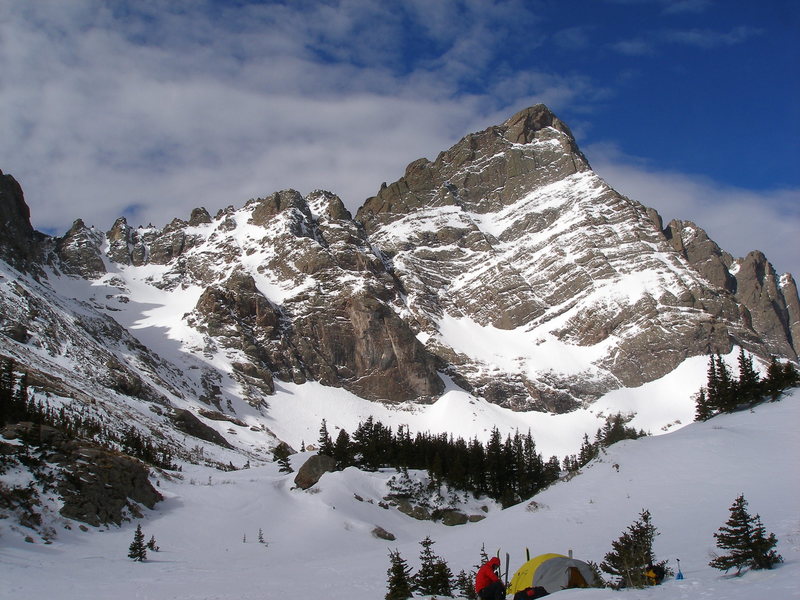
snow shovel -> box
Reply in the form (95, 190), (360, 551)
(676, 558), (684, 580)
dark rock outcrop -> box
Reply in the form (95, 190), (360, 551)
(170, 410), (233, 449)
(732, 251), (798, 359)
(665, 220), (736, 292)
(56, 219), (106, 278)
(1, 422), (161, 527)
(293, 453), (336, 490)
(0, 170), (42, 269)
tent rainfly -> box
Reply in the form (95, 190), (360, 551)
(508, 553), (599, 595)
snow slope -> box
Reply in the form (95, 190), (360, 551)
(3, 392), (797, 600)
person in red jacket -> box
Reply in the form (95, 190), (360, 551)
(475, 556), (505, 599)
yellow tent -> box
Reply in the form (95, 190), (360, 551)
(508, 553), (598, 595)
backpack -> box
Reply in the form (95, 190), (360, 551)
(513, 587), (549, 599)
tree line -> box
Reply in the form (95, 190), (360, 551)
(695, 350), (799, 421)
(317, 413), (646, 508)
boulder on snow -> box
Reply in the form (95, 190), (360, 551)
(293, 453), (336, 490)
(170, 409), (233, 449)
(371, 526), (396, 541)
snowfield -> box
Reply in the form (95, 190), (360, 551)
(2, 391), (798, 600)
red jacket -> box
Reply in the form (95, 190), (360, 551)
(475, 557), (502, 593)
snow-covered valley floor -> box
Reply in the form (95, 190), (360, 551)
(3, 393), (799, 600)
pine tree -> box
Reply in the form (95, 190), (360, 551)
(709, 494), (782, 574)
(385, 549), (414, 600)
(782, 361), (799, 388)
(709, 495), (751, 573)
(128, 524), (147, 561)
(414, 536), (452, 596)
(0, 358), (13, 424)
(736, 348), (760, 404)
(272, 442), (294, 473)
(317, 418), (334, 456)
(705, 355), (720, 412)
(694, 387), (714, 422)
(578, 433), (598, 467)
(749, 514), (783, 570)
(146, 535), (159, 552)
(600, 509), (661, 588)
(455, 569), (477, 600)
(333, 428), (353, 470)
(715, 355), (737, 413)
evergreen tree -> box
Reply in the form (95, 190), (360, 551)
(385, 549), (413, 600)
(479, 543), (490, 565)
(578, 433), (598, 467)
(455, 569), (477, 600)
(414, 536), (453, 596)
(333, 428), (353, 470)
(694, 387), (714, 422)
(596, 413), (646, 447)
(762, 356), (785, 400)
(736, 348), (760, 404)
(485, 427), (504, 500)
(782, 361), (800, 388)
(128, 524), (147, 561)
(146, 535), (159, 552)
(705, 355), (720, 412)
(272, 441), (294, 473)
(0, 358), (14, 424)
(544, 455), (561, 483)
(715, 355), (737, 412)
(600, 509), (661, 588)
(709, 494), (782, 574)
(317, 419), (334, 456)
(750, 514), (783, 570)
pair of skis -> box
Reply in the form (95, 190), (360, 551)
(495, 551), (511, 588)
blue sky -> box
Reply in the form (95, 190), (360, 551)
(0, 0), (797, 276)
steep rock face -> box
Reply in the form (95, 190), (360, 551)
(665, 220), (736, 293)
(666, 221), (798, 359)
(356, 105), (793, 409)
(174, 189), (444, 403)
(56, 219), (106, 278)
(732, 251), (798, 359)
(0, 171), (42, 270)
(359, 105), (589, 235)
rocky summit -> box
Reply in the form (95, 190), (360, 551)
(0, 105), (798, 457)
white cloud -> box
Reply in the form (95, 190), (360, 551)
(612, 25), (762, 55)
(661, 26), (763, 47)
(2, 0), (794, 288)
(586, 142), (800, 278)
(0, 0), (600, 235)
(604, 0), (713, 13)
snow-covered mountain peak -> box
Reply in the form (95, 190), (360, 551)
(0, 104), (797, 467)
